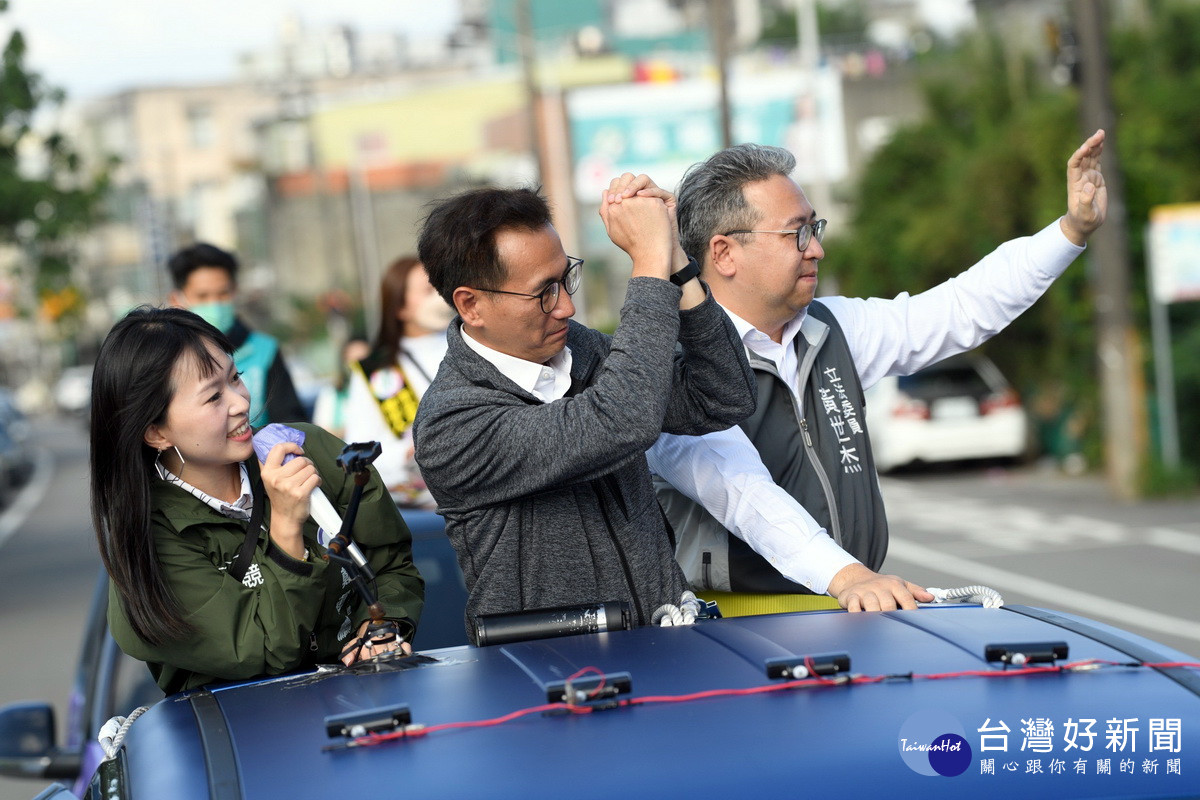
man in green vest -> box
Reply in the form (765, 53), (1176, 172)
(168, 243), (307, 427)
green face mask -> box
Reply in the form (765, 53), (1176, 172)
(190, 301), (236, 333)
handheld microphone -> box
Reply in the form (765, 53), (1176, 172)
(252, 424), (349, 548)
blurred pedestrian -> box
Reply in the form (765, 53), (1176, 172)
(343, 256), (452, 506)
(168, 243), (307, 427)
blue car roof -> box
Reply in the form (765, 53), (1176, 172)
(115, 605), (1200, 799)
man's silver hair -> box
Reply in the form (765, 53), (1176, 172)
(677, 144), (797, 267)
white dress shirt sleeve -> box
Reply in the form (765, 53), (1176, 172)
(650, 219), (1085, 593)
(648, 427), (857, 594)
(823, 218), (1085, 391)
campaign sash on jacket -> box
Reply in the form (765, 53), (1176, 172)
(355, 354), (421, 438)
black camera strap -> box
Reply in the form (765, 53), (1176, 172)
(229, 478), (266, 584)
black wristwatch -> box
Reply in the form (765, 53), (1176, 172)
(669, 256), (701, 287)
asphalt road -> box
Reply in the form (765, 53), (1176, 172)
(880, 463), (1200, 660)
(1, 420), (1198, 798)
(0, 417), (97, 800)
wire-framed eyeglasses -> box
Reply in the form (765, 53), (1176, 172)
(722, 219), (827, 252)
(476, 257), (584, 314)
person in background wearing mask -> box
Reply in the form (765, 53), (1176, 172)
(344, 256), (452, 506)
(168, 243), (307, 428)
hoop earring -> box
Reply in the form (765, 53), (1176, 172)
(156, 444), (185, 480)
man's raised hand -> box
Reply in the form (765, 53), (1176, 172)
(1061, 128), (1107, 246)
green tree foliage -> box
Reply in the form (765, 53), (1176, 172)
(759, 1), (868, 47)
(0, 0), (108, 323)
(1109, 4), (1200, 467)
(825, 3), (1200, 471)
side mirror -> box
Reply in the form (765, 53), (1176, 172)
(0, 703), (82, 780)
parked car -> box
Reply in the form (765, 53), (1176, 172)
(0, 389), (34, 502)
(3, 508), (1199, 797)
(0, 389), (31, 443)
(866, 353), (1032, 472)
(52, 367), (94, 419)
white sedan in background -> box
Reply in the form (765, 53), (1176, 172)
(866, 353), (1031, 472)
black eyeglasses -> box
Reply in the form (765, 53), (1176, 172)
(476, 257), (583, 314)
(722, 219), (827, 252)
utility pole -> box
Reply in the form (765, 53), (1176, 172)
(1072, 0), (1147, 497)
(516, 0), (545, 184)
(794, 0), (832, 219)
(796, 0), (819, 72)
(707, 0), (734, 149)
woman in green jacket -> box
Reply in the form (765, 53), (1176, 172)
(91, 307), (424, 694)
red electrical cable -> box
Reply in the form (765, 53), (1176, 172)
(629, 678), (831, 706)
(337, 658), (1200, 750)
(566, 665), (608, 699)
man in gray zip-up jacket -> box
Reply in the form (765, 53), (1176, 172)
(651, 132), (1107, 611)
(413, 184), (756, 642)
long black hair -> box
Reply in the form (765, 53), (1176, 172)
(90, 306), (233, 644)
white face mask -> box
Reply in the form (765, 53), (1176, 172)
(412, 292), (454, 333)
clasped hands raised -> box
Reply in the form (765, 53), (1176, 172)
(598, 172), (686, 280)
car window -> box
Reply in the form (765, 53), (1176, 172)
(898, 365), (991, 400)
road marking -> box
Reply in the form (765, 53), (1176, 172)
(1147, 527), (1200, 555)
(882, 480), (1200, 555)
(881, 486), (1131, 552)
(887, 537), (1200, 645)
(0, 447), (54, 549)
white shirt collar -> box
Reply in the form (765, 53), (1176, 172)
(460, 324), (574, 402)
(156, 460), (254, 521)
(720, 304), (808, 358)
(719, 303), (810, 413)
